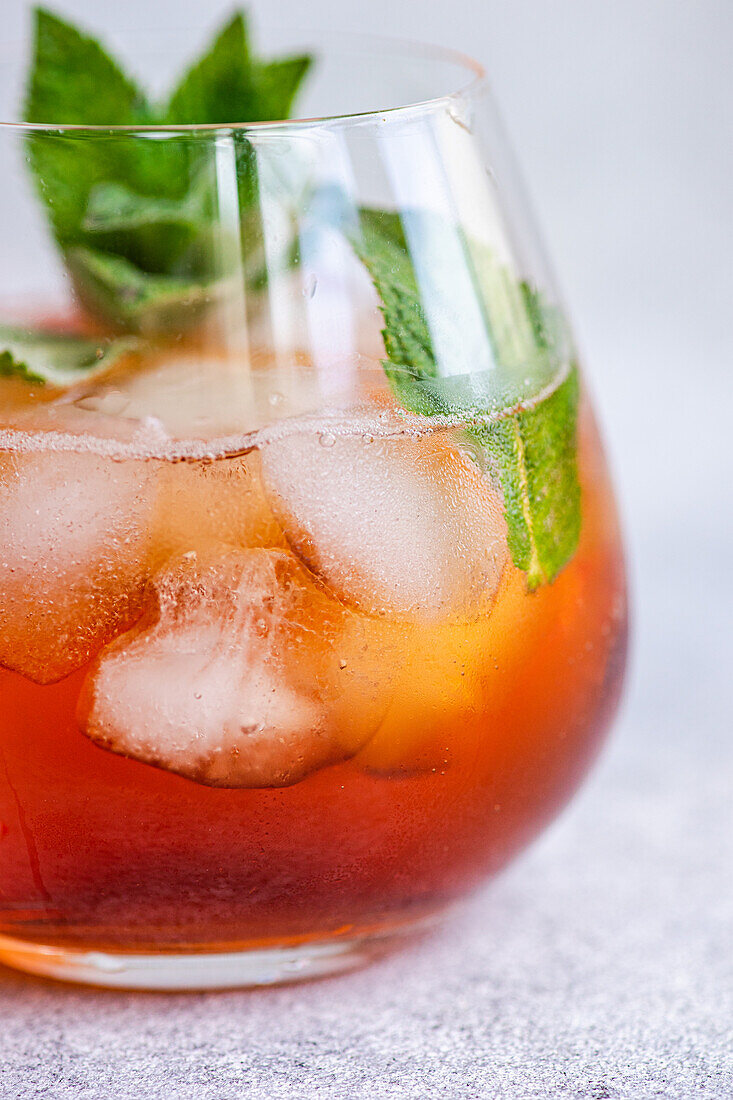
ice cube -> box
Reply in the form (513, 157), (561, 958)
(259, 430), (508, 618)
(74, 350), (257, 439)
(0, 409), (156, 683)
(73, 347), (325, 440)
(78, 547), (398, 788)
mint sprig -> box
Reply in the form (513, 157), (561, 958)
(23, 8), (312, 334)
(0, 324), (137, 387)
(353, 207), (582, 589)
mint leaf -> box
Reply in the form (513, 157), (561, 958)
(473, 247), (551, 369)
(250, 56), (313, 122)
(81, 175), (214, 276)
(22, 7), (312, 333)
(23, 7), (194, 295)
(470, 368), (581, 588)
(24, 9), (155, 246)
(0, 323), (136, 387)
(82, 180), (209, 236)
(164, 13), (256, 125)
(352, 206), (582, 588)
(356, 210), (434, 383)
(65, 247), (227, 335)
(165, 13), (311, 125)
(25, 9), (150, 128)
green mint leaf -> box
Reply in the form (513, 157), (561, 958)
(65, 247), (228, 335)
(24, 9), (153, 246)
(353, 206), (581, 588)
(471, 244), (568, 374)
(0, 349), (47, 386)
(0, 323), (137, 387)
(252, 56), (314, 121)
(82, 180), (209, 235)
(25, 8), (150, 128)
(355, 209), (435, 385)
(470, 368), (581, 589)
(164, 13), (256, 124)
(23, 8), (312, 333)
(165, 13), (311, 124)
(81, 178), (212, 276)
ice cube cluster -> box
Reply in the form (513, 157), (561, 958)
(0, 352), (508, 786)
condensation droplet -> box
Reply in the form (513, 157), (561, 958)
(319, 432), (336, 448)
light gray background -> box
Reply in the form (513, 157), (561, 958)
(1, 2), (731, 1097)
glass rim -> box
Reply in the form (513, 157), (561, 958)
(0, 29), (487, 134)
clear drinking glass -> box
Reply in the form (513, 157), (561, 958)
(0, 27), (627, 988)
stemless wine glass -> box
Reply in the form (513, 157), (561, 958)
(0, 25), (627, 989)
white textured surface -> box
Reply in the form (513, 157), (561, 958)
(1, 1), (732, 1096)
(0, 675), (731, 1099)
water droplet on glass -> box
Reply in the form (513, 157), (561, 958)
(319, 432), (336, 448)
(268, 391), (284, 408)
(338, 658), (348, 670)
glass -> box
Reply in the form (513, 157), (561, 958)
(0, 27), (627, 989)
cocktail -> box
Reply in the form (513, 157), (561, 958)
(0, 10), (627, 988)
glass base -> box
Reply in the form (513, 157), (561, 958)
(0, 922), (430, 990)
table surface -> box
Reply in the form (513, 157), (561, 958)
(2, 2), (732, 1097)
